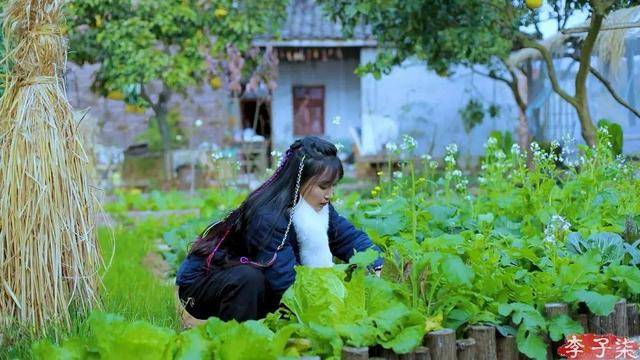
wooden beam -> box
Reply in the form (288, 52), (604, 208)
(561, 21), (640, 34)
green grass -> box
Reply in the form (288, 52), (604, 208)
(1, 215), (191, 359)
(98, 217), (184, 329)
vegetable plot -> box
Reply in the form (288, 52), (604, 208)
(35, 129), (640, 359)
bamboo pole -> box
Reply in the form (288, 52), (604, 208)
(562, 21), (640, 34)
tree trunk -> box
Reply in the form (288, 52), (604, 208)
(520, 8), (603, 148)
(575, 105), (598, 147)
(151, 90), (173, 186)
(507, 65), (530, 155)
(572, 12), (604, 147)
(154, 108), (172, 185)
(140, 85), (174, 186)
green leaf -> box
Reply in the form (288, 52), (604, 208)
(516, 328), (547, 360)
(174, 326), (213, 360)
(214, 320), (277, 360)
(382, 325), (424, 354)
(32, 338), (90, 360)
(547, 315), (583, 341)
(89, 312), (176, 360)
(570, 290), (617, 316)
(498, 303), (545, 330)
(606, 265), (640, 294)
(443, 254), (474, 285)
(349, 248), (381, 269)
(444, 309), (470, 330)
(478, 212), (495, 224)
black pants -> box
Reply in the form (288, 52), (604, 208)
(178, 264), (280, 322)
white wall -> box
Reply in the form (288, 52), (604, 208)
(360, 48), (520, 160)
(271, 58), (361, 149)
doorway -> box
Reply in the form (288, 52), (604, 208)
(239, 99), (272, 172)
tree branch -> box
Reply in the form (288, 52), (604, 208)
(522, 37), (577, 107)
(506, 66), (527, 112)
(574, 13), (604, 101)
(533, 21), (544, 40)
(470, 66), (511, 86)
(587, 62), (640, 119)
(139, 84), (158, 113)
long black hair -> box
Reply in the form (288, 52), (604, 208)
(189, 136), (344, 265)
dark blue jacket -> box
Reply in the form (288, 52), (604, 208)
(176, 204), (384, 295)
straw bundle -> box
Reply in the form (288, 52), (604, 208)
(0, 0), (102, 332)
(594, 6), (639, 77)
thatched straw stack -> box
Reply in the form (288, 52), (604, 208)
(594, 5), (639, 77)
(0, 0), (102, 332)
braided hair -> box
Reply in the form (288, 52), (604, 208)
(189, 136), (344, 266)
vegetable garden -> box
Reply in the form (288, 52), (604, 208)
(3, 0), (640, 359)
(10, 129), (640, 360)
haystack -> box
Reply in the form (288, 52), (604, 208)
(0, 0), (102, 332)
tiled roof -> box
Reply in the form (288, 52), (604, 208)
(280, 0), (371, 40)
(253, 0), (376, 47)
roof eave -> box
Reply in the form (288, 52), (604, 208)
(253, 38), (378, 47)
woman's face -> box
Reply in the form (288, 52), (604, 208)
(302, 178), (335, 212)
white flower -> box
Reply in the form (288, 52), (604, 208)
(452, 170), (462, 177)
(393, 171), (403, 179)
(175, 134), (183, 141)
(530, 142), (540, 150)
(194, 119), (203, 127)
(494, 150), (506, 160)
(385, 142), (398, 152)
(421, 154), (432, 161)
(400, 134), (418, 151)
(546, 215), (571, 234)
(332, 115), (341, 125)
(445, 143), (458, 154)
(429, 161), (438, 169)
(484, 137), (498, 148)
(510, 144), (521, 155)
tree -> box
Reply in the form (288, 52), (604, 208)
(320, 0), (639, 148)
(66, 0), (286, 182)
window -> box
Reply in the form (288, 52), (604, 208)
(292, 85), (324, 135)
